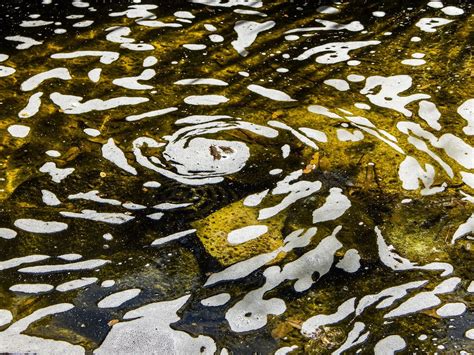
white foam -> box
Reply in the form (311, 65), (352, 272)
(14, 219), (67, 234)
(248, 84), (295, 101)
(58, 254), (82, 261)
(436, 302), (466, 317)
(19, 259), (110, 274)
(68, 190), (121, 205)
(20, 20), (53, 27)
(285, 19), (363, 34)
(21, 68), (71, 91)
(39, 162), (74, 183)
(301, 298), (356, 337)
(441, 6), (464, 16)
(10, 284), (54, 294)
(7, 125), (30, 138)
(227, 225), (268, 245)
(401, 58), (426, 66)
(50, 92), (148, 114)
(184, 95), (229, 105)
(101, 280), (115, 288)
(374, 335), (406, 354)
(231, 20), (275, 56)
(0, 66), (15, 77)
(0, 255), (50, 271)
(153, 202), (193, 210)
(225, 228), (341, 332)
(51, 51), (120, 64)
(332, 322), (369, 355)
(183, 44), (207, 50)
(295, 41), (380, 64)
(384, 277), (461, 318)
(360, 75), (430, 117)
(151, 229), (196, 246)
(56, 277), (97, 292)
(418, 100), (441, 130)
(451, 214), (474, 244)
(112, 69), (156, 90)
(190, 0), (262, 8)
(258, 170), (322, 220)
(458, 99), (474, 135)
(174, 11), (195, 19)
(175, 78), (228, 86)
(18, 92), (43, 118)
(0, 310), (12, 327)
(324, 79), (350, 91)
(317, 5), (339, 14)
(201, 293), (231, 307)
(209, 34), (224, 43)
(0, 228), (17, 240)
(336, 249), (361, 273)
(102, 139), (137, 175)
(376, 226), (452, 276)
(312, 188), (351, 223)
(372, 11), (386, 17)
(60, 210), (134, 224)
(88, 68), (102, 83)
(84, 128), (100, 137)
(95, 295), (216, 354)
(416, 18), (453, 32)
(41, 189), (61, 206)
(98, 289), (141, 308)
(5, 35), (42, 50)
(73, 20), (93, 27)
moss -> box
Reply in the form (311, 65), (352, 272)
(193, 200), (285, 266)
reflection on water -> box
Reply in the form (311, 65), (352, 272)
(0, 0), (473, 353)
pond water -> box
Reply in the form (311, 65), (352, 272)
(0, 0), (473, 353)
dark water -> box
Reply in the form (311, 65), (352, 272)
(0, 0), (473, 353)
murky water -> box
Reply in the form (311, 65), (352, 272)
(0, 0), (473, 353)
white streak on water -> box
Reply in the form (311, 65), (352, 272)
(56, 277), (98, 292)
(332, 322), (369, 355)
(98, 289), (141, 308)
(126, 107), (177, 122)
(374, 335), (406, 355)
(436, 302), (466, 317)
(295, 41), (380, 64)
(376, 226), (453, 276)
(0, 255), (50, 271)
(7, 125), (30, 138)
(175, 78), (228, 86)
(50, 93), (148, 114)
(68, 190), (121, 205)
(384, 277), (461, 318)
(258, 170), (321, 220)
(458, 99), (474, 135)
(41, 189), (61, 206)
(0, 228), (17, 240)
(451, 214), (474, 244)
(248, 84), (296, 101)
(60, 210), (134, 224)
(9, 284), (54, 294)
(5, 35), (43, 50)
(201, 293), (231, 307)
(301, 298), (356, 337)
(19, 259), (110, 274)
(95, 295), (216, 354)
(336, 249), (361, 273)
(151, 229), (196, 246)
(102, 139), (137, 175)
(19, 92), (43, 118)
(231, 20), (275, 56)
(21, 68), (71, 91)
(14, 219), (67, 234)
(112, 69), (156, 90)
(51, 51), (119, 64)
(39, 162), (74, 183)
(227, 225), (268, 245)
(416, 18), (453, 32)
(184, 95), (229, 105)
(87, 68), (102, 83)
(312, 188), (351, 223)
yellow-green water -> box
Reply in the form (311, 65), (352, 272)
(0, 0), (472, 353)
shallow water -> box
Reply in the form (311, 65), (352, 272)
(0, 0), (473, 353)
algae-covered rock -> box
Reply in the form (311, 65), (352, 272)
(192, 200), (285, 266)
